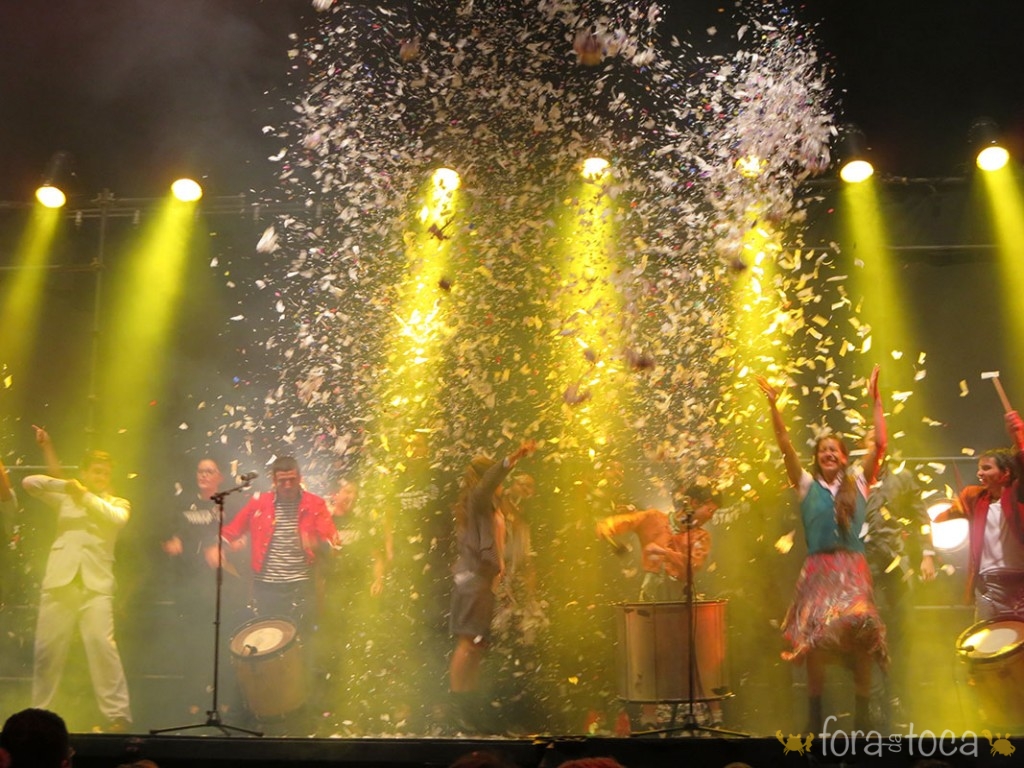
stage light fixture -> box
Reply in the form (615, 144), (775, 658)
(836, 124), (874, 184)
(926, 500), (968, 552)
(970, 118), (1010, 172)
(35, 185), (66, 209)
(171, 178), (203, 202)
(581, 157), (610, 180)
(431, 167), (460, 191)
(734, 155), (766, 178)
(34, 150), (73, 208)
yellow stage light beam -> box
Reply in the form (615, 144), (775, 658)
(729, 207), (784, 409)
(978, 166), (1024, 374)
(839, 177), (929, 428)
(841, 177), (913, 361)
(526, 159), (635, 728)
(327, 167), (462, 718)
(554, 163), (628, 454)
(97, 196), (199, 460)
(0, 205), (63, 405)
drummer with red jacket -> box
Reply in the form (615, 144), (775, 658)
(935, 411), (1024, 621)
(206, 455), (339, 639)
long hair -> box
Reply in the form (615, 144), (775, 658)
(812, 434), (856, 533)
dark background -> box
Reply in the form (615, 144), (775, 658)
(1, 1), (1023, 200)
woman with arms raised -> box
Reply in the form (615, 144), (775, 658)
(756, 366), (888, 734)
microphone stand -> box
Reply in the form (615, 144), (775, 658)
(641, 503), (747, 738)
(151, 479), (262, 736)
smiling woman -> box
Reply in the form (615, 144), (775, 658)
(756, 367), (888, 734)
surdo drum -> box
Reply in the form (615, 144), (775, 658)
(230, 617), (307, 720)
(956, 618), (1024, 727)
(616, 600), (729, 702)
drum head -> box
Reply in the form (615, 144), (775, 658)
(230, 617), (297, 658)
(959, 620), (1024, 661)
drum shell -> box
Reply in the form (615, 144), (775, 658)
(616, 600), (728, 703)
(956, 618), (1024, 727)
(229, 617), (307, 720)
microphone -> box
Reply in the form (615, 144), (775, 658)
(239, 471), (258, 484)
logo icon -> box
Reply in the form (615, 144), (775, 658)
(982, 731), (1016, 757)
(776, 731), (815, 755)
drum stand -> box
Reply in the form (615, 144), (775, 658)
(151, 479), (263, 737)
(639, 504), (747, 739)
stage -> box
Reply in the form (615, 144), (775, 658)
(67, 731), (1017, 768)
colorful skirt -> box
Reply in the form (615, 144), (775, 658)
(781, 550), (888, 669)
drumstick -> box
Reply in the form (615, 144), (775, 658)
(981, 371), (1013, 413)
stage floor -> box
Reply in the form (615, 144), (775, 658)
(68, 731), (1020, 768)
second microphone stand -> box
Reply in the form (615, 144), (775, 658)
(151, 478), (262, 737)
(643, 500), (747, 738)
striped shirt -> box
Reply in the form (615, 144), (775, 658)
(259, 496), (308, 583)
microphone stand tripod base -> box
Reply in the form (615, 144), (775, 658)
(149, 480), (263, 738)
(150, 710), (263, 738)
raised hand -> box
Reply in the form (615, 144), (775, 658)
(32, 424), (51, 447)
(868, 364), (881, 402)
(755, 375), (778, 405)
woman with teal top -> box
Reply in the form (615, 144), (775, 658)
(756, 366), (888, 734)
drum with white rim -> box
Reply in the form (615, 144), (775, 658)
(229, 617), (307, 720)
(956, 617), (1024, 727)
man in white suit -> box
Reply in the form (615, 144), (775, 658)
(22, 427), (132, 730)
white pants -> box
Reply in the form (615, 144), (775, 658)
(33, 580), (132, 721)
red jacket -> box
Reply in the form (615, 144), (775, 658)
(954, 479), (1024, 601)
(221, 490), (337, 575)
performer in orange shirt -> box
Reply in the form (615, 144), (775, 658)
(596, 484), (716, 601)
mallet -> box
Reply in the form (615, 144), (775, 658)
(981, 370), (1013, 413)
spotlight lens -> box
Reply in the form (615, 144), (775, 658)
(735, 155), (765, 178)
(977, 145), (1009, 172)
(927, 501), (969, 551)
(35, 185), (66, 209)
(171, 178), (203, 202)
(432, 168), (461, 191)
(582, 157), (610, 180)
(840, 159), (874, 184)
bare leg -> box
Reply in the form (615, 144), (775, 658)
(806, 650), (826, 697)
(449, 635), (488, 732)
(806, 650), (826, 734)
(449, 635), (485, 692)
(853, 650), (874, 730)
(852, 651), (873, 698)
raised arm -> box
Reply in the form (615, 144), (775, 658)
(0, 456), (13, 504)
(755, 375), (803, 488)
(32, 426), (62, 478)
(471, 440), (538, 511)
(1008, 411), (1024, 508)
(1007, 410), (1024, 453)
(22, 475), (130, 526)
(506, 439), (538, 469)
(862, 365), (887, 485)
(0, 457), (14, 537)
